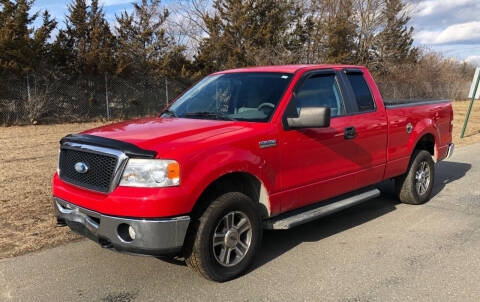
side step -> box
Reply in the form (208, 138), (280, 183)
(264, 188), (381, 230)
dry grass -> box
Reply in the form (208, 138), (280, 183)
(452, 100), (480, 147)
(0, 122), (108, 259)
(0, 100), (479, 259)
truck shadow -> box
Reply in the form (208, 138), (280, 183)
(249, 194), (398, 274)
(248, 160), (471, 274)
(431, 161), (471, 198)
(154, 161), (471, 274)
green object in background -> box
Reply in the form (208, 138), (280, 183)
(461, 67), (480, 139)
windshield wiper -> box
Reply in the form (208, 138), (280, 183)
(183, 112), (235, 121)
(161, 109), (178, 117)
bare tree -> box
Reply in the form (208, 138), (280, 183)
(354, 0), (383, 66)
(165, 0), (211, 58)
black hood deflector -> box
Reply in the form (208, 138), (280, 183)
(60, 134), (157, 158)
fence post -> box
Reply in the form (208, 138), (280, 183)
(26, 72), (31, 102)
(165, 77), (169, 106)
(105, 74), (110, 120)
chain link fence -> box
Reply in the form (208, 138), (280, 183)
(0, 74), (191, 126)
(376, 80), (472, 102)
(0, 74), (473, 126)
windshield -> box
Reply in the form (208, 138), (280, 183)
(163, 72), (293, 122)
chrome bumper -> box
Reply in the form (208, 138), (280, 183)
(54, 197), (190, 256)
(446, 143), (455, 159)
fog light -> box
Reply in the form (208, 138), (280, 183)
(117, 223), (136, 242)
(128, 226), (136, 240)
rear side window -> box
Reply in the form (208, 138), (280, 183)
(347, 73), (375, 112)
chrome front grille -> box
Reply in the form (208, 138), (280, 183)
(58, 143), (128, 193)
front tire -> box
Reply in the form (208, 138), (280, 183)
(395, 150), (435, 205)
(184, 192), (262, 282)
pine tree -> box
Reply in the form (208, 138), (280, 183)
(62, 0), (88, 73)
(323, 0), (357, 64)
(194, 0), (307, 76)
(375, 0), (417, 72)
(59, 0), (115, 75)
(32, 11), (57, 69)
(0, 0), (33, 75)
(115, 0), (186, 78)
(84, 0), (115, 74)
(0, 0), (56, 75)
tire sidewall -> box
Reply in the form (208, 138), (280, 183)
(197, 192), (262, 281)
(409, 151), (435, 203)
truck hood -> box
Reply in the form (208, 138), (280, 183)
(82, 117), (243, 155)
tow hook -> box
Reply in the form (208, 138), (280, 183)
(56, 217), (67, 227)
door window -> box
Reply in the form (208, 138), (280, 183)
(295, 75), (345, 117)
(346, 73), (375, 112)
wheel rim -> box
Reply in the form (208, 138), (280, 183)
(212, 211), (252, 267)
(415, 161), (431, 196)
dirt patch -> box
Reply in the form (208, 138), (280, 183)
(0, 101), (479, 259)
(0, 122), (107, 259)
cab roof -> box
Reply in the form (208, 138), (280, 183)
(212, 64), (365, 75)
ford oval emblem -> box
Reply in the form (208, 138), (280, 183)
(74, 162), (89, 174)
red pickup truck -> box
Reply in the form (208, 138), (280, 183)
(53, 65), (454, 281)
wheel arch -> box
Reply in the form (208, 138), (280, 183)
(407, 117), (442, 161)
(412, 133), (436, 157)
(191, 171), (271, 220)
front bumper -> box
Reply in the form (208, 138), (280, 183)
(54, 197), (190, 256)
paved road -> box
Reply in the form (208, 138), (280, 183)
(2, 143), (480, 302)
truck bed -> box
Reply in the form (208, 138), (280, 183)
(384, 99), (453, 180)
(383, 99), (450, 109)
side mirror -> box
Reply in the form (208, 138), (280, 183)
(287, 106), (331, 129)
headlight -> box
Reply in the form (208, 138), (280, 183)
(119, 159), (180, 187)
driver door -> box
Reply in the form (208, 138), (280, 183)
(278, 70), (360, 212)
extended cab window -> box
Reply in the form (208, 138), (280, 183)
(346, 73), (375, 112)
(295, 74), (344, 116)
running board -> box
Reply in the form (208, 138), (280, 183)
(264, 188), (381, 230)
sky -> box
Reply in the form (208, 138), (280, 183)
(31, 0), (480, 66)
(410, 0), (480, 66)
(31, 0), (133, 28)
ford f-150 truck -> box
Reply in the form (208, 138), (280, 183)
(53, 65), (454, 281)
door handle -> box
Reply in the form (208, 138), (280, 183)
(344, 126), (356, 140)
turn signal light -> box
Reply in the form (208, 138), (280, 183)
(167, 162), (180, 179)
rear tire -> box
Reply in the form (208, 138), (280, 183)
(395, 150), (435, 205)
(184, 192), (262, 282)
